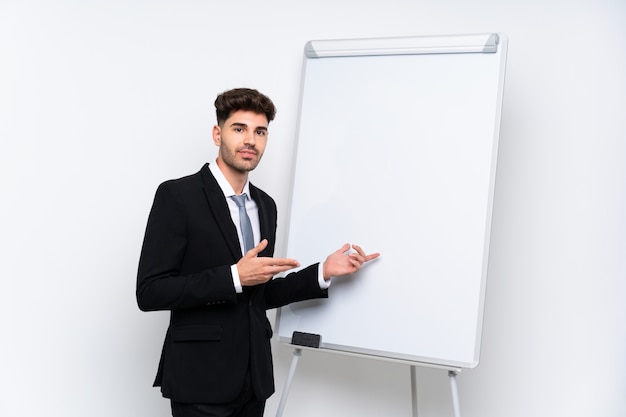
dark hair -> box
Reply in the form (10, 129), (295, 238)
(214, 88), (276, 126)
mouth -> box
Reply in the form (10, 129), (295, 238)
(239, 149), (257, 159)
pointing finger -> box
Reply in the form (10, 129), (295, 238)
(352, 244), (380, 262)
(270, 258), (300, 268)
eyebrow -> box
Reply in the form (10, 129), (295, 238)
(229, 122), (268, 132)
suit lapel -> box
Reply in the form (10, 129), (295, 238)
(199, 164), (242, 259)
(250, 184), (274, 258)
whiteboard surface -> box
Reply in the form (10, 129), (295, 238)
(276, 34), (507, 369)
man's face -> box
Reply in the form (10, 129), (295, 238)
(213, 110), (269, 174)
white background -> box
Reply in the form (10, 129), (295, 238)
(0, 1), (624, 417)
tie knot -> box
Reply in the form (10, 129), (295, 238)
(231, 193), (247, 208)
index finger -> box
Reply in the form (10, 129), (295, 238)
(364, 252), (381, 262)
(263, 257), (301, 268)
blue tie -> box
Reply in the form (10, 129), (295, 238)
(230, 193), (254, 253)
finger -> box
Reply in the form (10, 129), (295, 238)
(352, 245), (380, 262)
(259, 257), (300, 268)
(365, 252), (381, 261)
(246, 239), (268, 257)
(271, 258), (301, 268)
(337, 243), (351, 254)
(352, 244), (366, 257)
(348, 252), (366, 263)
(348, 258), (362, 269)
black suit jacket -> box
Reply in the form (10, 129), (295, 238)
(137, 163), (327, 403)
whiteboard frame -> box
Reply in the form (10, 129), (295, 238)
(275, 33), (508, 370)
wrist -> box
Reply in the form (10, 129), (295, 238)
(322, 261), (330, 281)
(318, 263), (331, 289)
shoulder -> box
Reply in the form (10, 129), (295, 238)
(149, 166), (212, 209)
(156, 165), (210, 193)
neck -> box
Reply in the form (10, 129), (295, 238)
(216, 158), (248, 195)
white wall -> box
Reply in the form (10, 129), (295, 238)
(0, 1), (624, 417)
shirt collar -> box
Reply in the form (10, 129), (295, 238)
(208, 160), (251, 198)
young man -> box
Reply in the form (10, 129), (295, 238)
(137, 88), (379, 417)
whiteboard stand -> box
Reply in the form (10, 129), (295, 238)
(448, 370), (462, 417)
(275, 348), (302, 417)
(411, 366), (462, 417)
(276, 347), (463, 417)
(411, 365), (419, 416)
(275, 31), (508, 417)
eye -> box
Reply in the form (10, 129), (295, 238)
(256, 129), (267, 136)
(234, 127), (244, 133)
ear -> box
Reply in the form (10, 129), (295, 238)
(212, 125), (221, 146)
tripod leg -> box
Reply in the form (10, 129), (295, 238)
(448, 370), (461, 417)
(410, 365), (419, 417)
(275, 348), (302, 417)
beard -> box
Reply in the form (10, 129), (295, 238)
(219, 144), (263, 173)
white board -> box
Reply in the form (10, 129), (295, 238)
(275, 33), (508, 369)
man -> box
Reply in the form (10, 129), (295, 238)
(137, 88), (379, 417)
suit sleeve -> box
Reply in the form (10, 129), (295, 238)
(263, 263), (329, 310)
(136, 182), (237, 311)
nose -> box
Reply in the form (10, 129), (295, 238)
(243, 130), (255, 146)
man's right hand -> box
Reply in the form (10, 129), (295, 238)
(236, 239), (301, 286)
